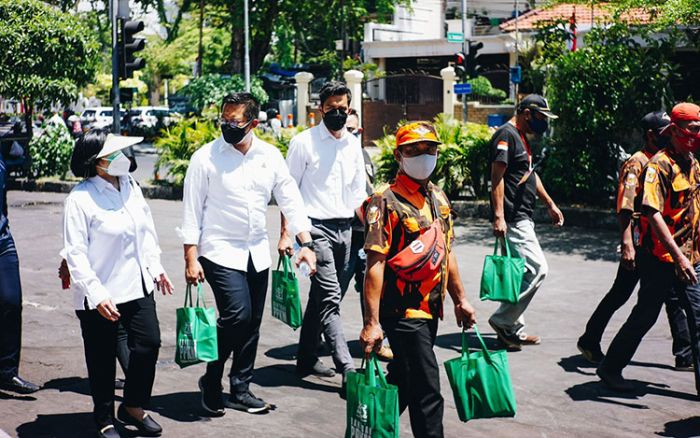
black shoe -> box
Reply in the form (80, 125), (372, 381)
(0, 376), (41, 394)
(224, 391), (270, 414)
(675, 358), (694, 372)
(97, 424), (120, 438)
(114, 378), (125, 390)
(198, 376), (225, 417)
(296, 359), (336, 377)
(117, 404), (162, 436)
(596, 366), (634, 392)
(577, 337), (605, 364)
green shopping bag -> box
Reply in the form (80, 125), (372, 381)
(444, 325), (516, 422)
(271, 255), (302, 329)
(345, 354), (399, 438)
(480, 236), (524, 303)
(175, 284), (218, 368)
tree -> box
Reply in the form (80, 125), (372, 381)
(0, 0), (99, 139)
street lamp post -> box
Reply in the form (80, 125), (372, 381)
(461, 0), (468, 122)
(244, 0), (251, 92)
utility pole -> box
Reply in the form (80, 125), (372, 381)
(514, 0), (520, 107)
(197, 0), (204, 78)
(244, 0), (251, 92)
(111, 0), (120, 134)
(461, 0), (468, 123)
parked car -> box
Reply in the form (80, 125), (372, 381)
(80, 107), (125, 131)
(126, 106), (182, 137)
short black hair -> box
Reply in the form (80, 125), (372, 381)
(221, 92), (259, 122)
(70, 129), (108, 178)
(319, 81), (352, 107)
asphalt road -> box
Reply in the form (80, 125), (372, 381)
(1, 190), (699, 437)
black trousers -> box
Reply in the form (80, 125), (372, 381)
(0, 234), (22, 382)
(383, 318), (443, 438)
(201, 256), (269, 395)
(77, 293), (161, 427)
(581, 256), (691, 361)
(602, 253), (700, 394)
(348, 228), (367, 318)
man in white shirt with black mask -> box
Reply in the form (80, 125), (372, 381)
(180, 92), (316, 416)
(279, 81), (367, 393)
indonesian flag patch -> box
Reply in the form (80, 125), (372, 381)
(497, 140), (509, 151)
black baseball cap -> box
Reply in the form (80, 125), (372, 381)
(517, 94), (559, 119)
(641, 110), (671, 132)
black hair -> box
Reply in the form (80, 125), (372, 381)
(221, 92), (260, 122)
(70, 129), (108, 178)
(319, 81), (352, 107)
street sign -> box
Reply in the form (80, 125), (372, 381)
(454, 83), (472, 95)
(447, 32), (464, 43)
(510, 65), (522, 84)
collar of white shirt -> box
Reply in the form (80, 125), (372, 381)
(319, 119), (348, 142)
(216, 132), (260, 155)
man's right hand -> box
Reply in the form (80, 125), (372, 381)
(278, 234), (294, 256)
(676, 254), (698, 284)
(620, 242), (636, 271)
(493, 216), (507, 237)
(185, 258), (205, 285)
(360, 323), (384, 356)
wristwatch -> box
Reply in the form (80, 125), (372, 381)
(299, 241), (314, 250)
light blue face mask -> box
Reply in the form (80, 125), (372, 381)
(400, 152), (438, 180)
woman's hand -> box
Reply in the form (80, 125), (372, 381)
(155, 273), (174, 295)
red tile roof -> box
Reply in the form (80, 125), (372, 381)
(500, 3), (653, 32)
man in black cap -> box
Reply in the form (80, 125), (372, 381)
(488, 94), (564, 350)
(578, 111), (692, 369)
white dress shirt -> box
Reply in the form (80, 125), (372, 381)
(179, 134), (311, 272)
(285, 121), (367, 220)
(63, 175), (165, 310)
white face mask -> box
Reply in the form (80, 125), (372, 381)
(400, 152), (438, 180)
(98, 151), (131, 176)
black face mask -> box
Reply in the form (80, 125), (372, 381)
(322, 108), (348, 132)
(221, 121), (251, 145)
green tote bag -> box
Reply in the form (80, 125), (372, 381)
(271, 255), (302, 329)
(175, 284), (218, 368)
(479, 236), (525, 304)
(444, 325), (517, 422)
(345, 354), (400, 438)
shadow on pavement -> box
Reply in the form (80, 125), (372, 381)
(254, 364), (340, 394)
(559, 354), (678, 377)
(0, 390), (36, 401)
(265, 343), (298, 361)
(566, 379), (698, 410)
(150, 391), (212, 423)
(16, 412), (95, 438)
(656, 416), (700, 437)
(42, 376), (91, 397)
(454, 221), (619, 262)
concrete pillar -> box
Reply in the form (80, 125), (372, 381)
(440, 66), (456, 118)
(295, 71), (314, 126)
(344, 69), (364, 124)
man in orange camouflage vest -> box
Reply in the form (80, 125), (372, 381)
(598, 103), (700, 395)
(578, 111), (691, 370)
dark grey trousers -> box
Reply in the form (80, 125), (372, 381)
(297, 218), (355, 373)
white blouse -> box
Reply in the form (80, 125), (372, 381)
(63, 175), (165, 310)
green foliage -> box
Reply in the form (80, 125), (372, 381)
(178, 74), (269, 113)
(467, 77), (507, 100)
(29, 122), (75, 179)
(255, 126), (306, 158)
(540, 24), (676, 204)
(0, 0), (99, 137)
(154, 117), (219, 186)
(373, 115), (493, 198)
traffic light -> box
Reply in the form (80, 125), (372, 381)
(119, 19), (146, 79)
(466, 41), (484, 78)
(455, 52), (467, 80)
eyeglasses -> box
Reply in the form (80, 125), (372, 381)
(219, 118), (251, 128)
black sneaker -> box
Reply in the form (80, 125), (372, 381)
(675, 357), (694, 372)
(577, 337), (605, 364)
(198, 376), (225, 417)
(596, 366), (634, 392)
(224, 391), (270, 414)
(97, 424), (120, 438)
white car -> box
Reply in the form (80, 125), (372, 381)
(128, 106), (181, 130)
(80, 107), (124, 130)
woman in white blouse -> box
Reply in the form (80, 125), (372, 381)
(63, 130), (173, 438)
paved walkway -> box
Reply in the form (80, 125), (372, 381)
(1, 191), (699, 437)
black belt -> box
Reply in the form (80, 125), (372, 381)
(310, 217), (354, 227)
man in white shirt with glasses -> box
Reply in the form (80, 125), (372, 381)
(180, 92), (316, 415)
